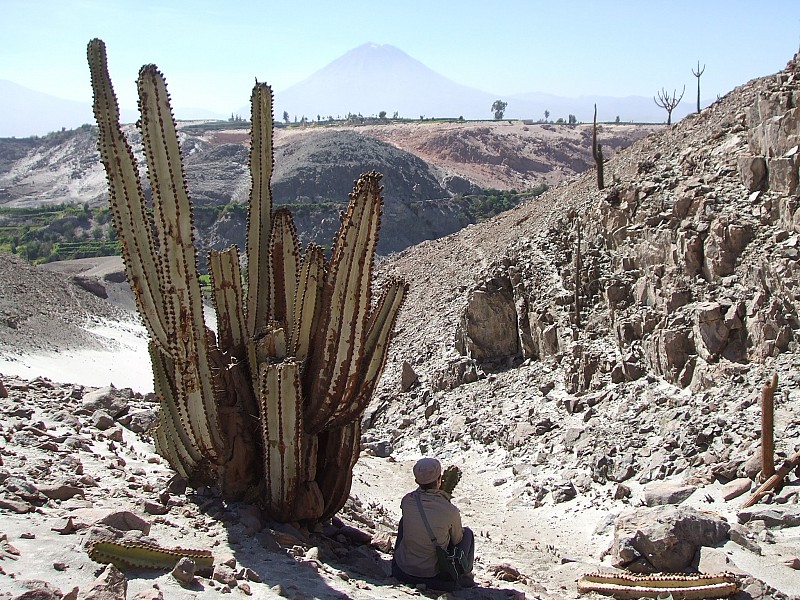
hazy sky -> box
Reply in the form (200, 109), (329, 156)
(3, 0), (800, 114)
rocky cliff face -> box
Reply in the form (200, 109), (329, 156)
(367, 51), (800, 511)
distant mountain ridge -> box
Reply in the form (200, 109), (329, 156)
(0, 80), (224, 138)
(270, 42), (702, 123)
(3, 42), (701, 137)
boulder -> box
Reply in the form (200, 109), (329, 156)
(703, 219), (753, 279)
(643, 482), (696, 506)
(613, 505), (729, 573)
(768, 156), (799, 195)
(737, 155), (767, 192)
(171, 556), (196, 584)
(120, 409), (158, 433)
(455, 277), (520, 363)
(693, 301), (728, 360)
(84, 564), (127, 600)
(81, 386), (131, 418)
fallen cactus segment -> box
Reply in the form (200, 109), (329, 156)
(87, 539), (214, 571)
(577, 572), (738, 599)
(87, 38), (408, 523)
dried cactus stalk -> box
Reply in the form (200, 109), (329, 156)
(441, 465), (462, 496)
(87, 539), (214, 571)
(761, 373), (778, 481)
(259, 362), (304, 521)
(208, 247), (247, 357)
(246, 83), (274, 340)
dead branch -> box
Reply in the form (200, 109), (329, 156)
(761, 373), (778, 481)
(742, 451), (800, 509)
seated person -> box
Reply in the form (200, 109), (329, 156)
(391, 457), (475, 591)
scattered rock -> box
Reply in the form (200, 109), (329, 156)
(643, 482), (696, 506)
(84, 564), (127, 600)
(722, 477), (752, 501)
(80, 386), (131, 418)
(213, 563), (238, 587)
(400, 361), (418, 392)
(738, 505), (800, 528)
(171, 556), (196, 584)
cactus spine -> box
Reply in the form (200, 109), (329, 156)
(88, 39), (407, 523)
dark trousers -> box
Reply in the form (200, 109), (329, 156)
(391, 519), (475, 591)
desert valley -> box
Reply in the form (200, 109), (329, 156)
(2, 36), (800, 600)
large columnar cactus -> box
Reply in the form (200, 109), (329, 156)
(87, 39), (407, 522)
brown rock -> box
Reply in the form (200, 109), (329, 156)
(400, 361), (418, 392)
(0, 497), (33, 513)
(693, 301), (728, 360)
(37, 483), (84, 501)
(721, 477), (752, 501)
(97, 510), (151, 535)
(91, 410), (115, 431)
(737, 155), (767, 192)
(643, 482), (697, 506)
(768, 156), (799, 194)
(171, 556), (196, 584)
(455, 277), (520, 362)
(143, 500), (168, 516)
(213, 564), (238, 587)
(84, 564), (127, 600)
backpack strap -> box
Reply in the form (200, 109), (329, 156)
(414, 491), (440, 548)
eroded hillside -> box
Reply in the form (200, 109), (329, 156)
(369, 50), (800, 547)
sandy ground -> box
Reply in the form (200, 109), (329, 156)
(1, 257), (798, 598)
(2, 335), (800, 598)
(0, 318), (154, 393)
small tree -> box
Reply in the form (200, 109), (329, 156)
(615, 115), (620, 124)
(692, 61), (706, 114)
(654, 86), (685, 125)
(491, 100), (507, 120)
(378, 110), (387, 119)
(568, 114), (577, 125)
(282, 110), (290, 124)
(544, 109), (550, 122)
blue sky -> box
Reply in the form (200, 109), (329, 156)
(3, 0), (800, 114)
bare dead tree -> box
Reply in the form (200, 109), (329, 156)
(654, 85), (685, 125)
(592, 104), (604, 190)
(692, 61), (706, 113)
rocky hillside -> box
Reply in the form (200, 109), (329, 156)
(0, 119), (654, 260)
(360, 50), (800, 592)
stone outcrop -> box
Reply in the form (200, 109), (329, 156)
(613, 506), (730, 573)
(448, 52), (800, 391)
